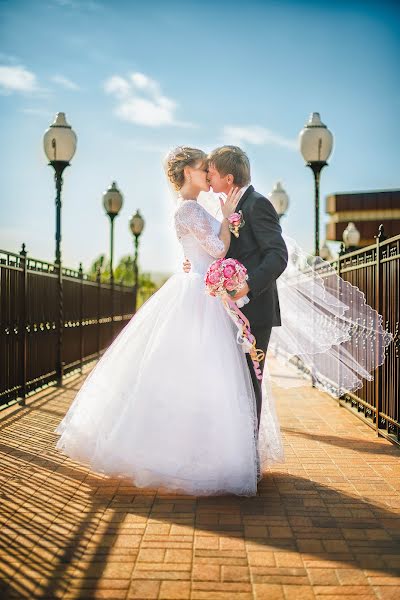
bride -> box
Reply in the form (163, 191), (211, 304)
(55, 146), (285, 497)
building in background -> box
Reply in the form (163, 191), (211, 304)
(325, 190), (400, 247)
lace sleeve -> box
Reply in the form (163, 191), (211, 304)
(175, 200), (226, 258)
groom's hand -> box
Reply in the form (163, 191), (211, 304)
(232, 283), (250, 300)
(183, 258), (191, 273)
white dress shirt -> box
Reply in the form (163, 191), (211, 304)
(239, 183), (251, 199)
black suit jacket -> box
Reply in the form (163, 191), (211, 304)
(226, 185), (288, 329)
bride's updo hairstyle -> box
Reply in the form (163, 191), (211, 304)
(166, 146), (207, 191)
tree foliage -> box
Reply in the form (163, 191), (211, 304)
(87, 254), (157, 292)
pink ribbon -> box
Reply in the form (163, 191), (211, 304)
(222, 297), (265, 381)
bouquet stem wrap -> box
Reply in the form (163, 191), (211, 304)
(222, 296), (265, 380)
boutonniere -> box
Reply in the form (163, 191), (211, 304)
(228, 211), (245, 238)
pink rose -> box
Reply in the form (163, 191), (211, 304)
(223, 265), (236, 278)
(208, 272), (220, 285)
(224, 279), (237, 291)
(223, 258), (237, 268)
(228, 213), (241, 225)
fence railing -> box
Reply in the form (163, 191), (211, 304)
(287, 228), (399, 445)
(0, 247), (154, 410)
(332, 230), (399, 444)
(1, 232), (399, 444)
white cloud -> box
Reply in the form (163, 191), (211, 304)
(104, 75), (131, 98)
(52, 75), (80, 90)
(223, 125), (297, 151)
(0, 65), (38, 94)
(104, 72), (194, 128)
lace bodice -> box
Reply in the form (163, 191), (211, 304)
(174, 200), (225, 275)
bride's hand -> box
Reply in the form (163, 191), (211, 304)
(220, 187), (242, 219)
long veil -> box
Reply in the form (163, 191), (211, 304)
(199, 191), (393, 397)
(269, 236), (393, 396)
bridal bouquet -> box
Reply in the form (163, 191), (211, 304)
(205, 258), (249, 308)
(205, 258), (264, 381)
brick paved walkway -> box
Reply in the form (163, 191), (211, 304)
(1, 361), (400, 599)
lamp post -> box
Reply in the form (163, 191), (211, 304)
(43, 113), (77, 264)
(43, 112), (77, 386)
(299, 112), (333, 256)
(102, 181), (123, 284)
(103, 181), (123, 341)
(343, 222), (360, 253)
(269, 181), (289, 220)
(129, 210), (145, 311)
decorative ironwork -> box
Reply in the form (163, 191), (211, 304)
(336, 228), (399, 445)
(0, 246), (155, 411)
(393, 322), (400, 359)
(291, 227), (399, 446)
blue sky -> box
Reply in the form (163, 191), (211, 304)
(0, 0), (399, 274)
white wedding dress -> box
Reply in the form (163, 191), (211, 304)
(55, 199), (285, 496)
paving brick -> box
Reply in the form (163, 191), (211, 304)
(136, 561), (191, 573)
(191, 593), (252, 600)
(192, 563), (220, 581)
(194, 536), (219, 549)
(313, 585), (376, 596)
(248, 551), (277, 566)
(335, 568), (370, 585)
(275, 552), (304, 567)
(137, 548), (166, 562)
(221, 565), (250, 581)
(219, 536), (246, 550)
(132, 569), (191, 581)
(1, 366), (400, 600)
(322, 540), (350, 553)
(254, 583), (285, 599)
(192, 581), (252, 592)
(282, 584), (316, 599)
(159, 580), (191, 599)
(251, 567), (309, 584)
(307, 568), (340, 585)
(127, 579), (161, 599)
(164, 549), (192, 563)
(368, 575), (400, 586)
(372, 587), (400, 599)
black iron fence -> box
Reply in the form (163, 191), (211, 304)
(0, 247), (154, 410)
(288, 228), (399, 445)
(1, 232), (399, 445)
(333, 230), (399, 444)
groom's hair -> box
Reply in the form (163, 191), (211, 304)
(208, 146), (251, 187)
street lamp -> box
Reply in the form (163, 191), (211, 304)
(129, 210), (145, 311)
(343, 222), (360, 253)
(43, 112), (77, 387)
(43, 112), (77, 264)
(102, 181), (123, 283)
(269, 181), (289, 220)
(299, 112), (333, 256)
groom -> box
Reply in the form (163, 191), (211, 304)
(184, 145), (288, 427)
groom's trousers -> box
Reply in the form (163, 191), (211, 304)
(245, 325), (272, 430)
